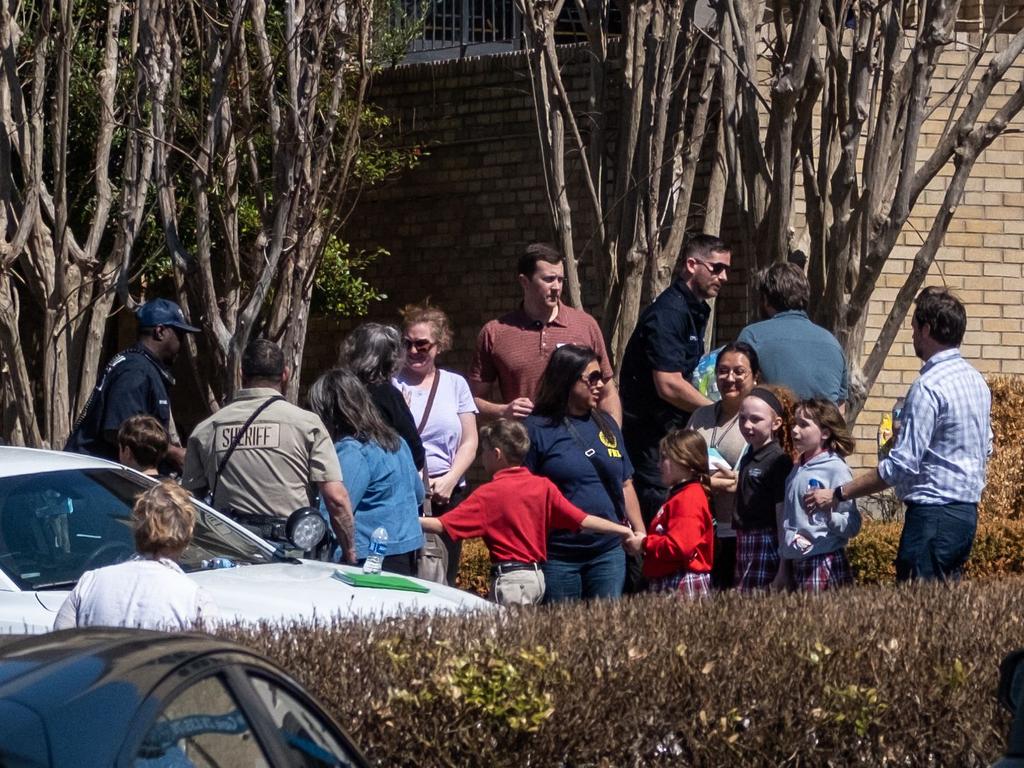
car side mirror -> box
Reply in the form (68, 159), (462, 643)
(997, 650), (1024, 763)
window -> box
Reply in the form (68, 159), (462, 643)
(249, 675), (359, 768)
(0, 468), (274, 591)
(134, 675), (270, 767)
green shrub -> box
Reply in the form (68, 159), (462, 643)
(218, 580), (1024, 766)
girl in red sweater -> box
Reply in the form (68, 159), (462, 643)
(628, 428), (715, 598)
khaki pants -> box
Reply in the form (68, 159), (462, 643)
(490, 569), (545, 606)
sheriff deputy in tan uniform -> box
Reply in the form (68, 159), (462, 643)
(182, 339), (356, 562)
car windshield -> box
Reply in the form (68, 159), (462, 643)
(0, 468), (275, 591)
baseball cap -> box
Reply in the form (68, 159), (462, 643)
(136, 299), (201, 333)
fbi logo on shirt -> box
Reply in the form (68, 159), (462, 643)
(599, 430), (622, 458)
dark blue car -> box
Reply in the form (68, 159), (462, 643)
(0, 629), (368, 767)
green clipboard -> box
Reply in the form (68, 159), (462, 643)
(333, 570), (431, 593)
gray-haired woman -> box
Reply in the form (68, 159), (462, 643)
(340, 323), (425, 470)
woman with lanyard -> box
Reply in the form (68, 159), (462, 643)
(686, 342), (760, 590)
(394, 301), (479, 586)
(525, 345), (645, 602)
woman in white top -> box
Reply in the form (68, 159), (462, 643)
(394, 301), (479, 585)
(686, 341), (760, 591)
(54, 481), (215, 631)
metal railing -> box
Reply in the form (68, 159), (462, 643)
(403, 0), (522, 59)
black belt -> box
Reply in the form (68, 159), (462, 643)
(491, 561), (540, 576)
(224, 509), (288, 542)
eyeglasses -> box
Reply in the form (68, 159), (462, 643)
(694, 260), (729, 276)
(402, 338), (435, 353)
(579, 371), (604, 387)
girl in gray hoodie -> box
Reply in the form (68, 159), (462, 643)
(774, 399), (861, 592)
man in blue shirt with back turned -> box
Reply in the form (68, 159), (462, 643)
(737, 262), (849, 407)
(805, 287), (992, 582)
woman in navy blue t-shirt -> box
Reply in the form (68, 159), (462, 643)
(525, 345), (646, 602)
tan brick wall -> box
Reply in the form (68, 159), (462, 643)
(852, 37), (1024, 470)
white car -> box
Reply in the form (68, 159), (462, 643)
(0, 447), (491, 632)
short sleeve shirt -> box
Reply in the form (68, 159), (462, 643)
(439, 467), (586, 563)
(734, 441), (792, 531)
(394, 369), (478, 478)
(525, 413), (633, 560)
(736, 311), (849, 402)
(619, 280), (710, 482)
(53, 558), (216, 631)
(181, 388), (342, 518)
(65, 345), (174, 460)
(469, 303), (614, 402)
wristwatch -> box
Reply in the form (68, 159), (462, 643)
(833, 485), (845, 503)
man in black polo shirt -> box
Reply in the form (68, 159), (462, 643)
(619, 234), (731, 524)
(66, 299), (199, 471)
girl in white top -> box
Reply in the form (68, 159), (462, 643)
(394, 302), (479, 586)
(54, 481), (215, 631)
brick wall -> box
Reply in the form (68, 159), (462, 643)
(853, 37), (1024, 470)
(305, 36), (1023, 475)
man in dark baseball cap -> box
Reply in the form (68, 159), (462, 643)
(66, 298), (200, 470)
(136, 298), (201, 333)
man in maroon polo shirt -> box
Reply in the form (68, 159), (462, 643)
(469, 243), (622, 423)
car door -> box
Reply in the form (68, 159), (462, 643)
(239, 669), (368, 768)
(118, 652), (367, 768)
(124, 669), (278, 767)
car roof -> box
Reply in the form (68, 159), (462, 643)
(0, 629), (280, 766)
(0, 446), (120, 478)
(0, 627), (266, 698)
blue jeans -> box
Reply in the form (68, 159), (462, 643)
(895, 502), (977, 582)
(542, 546), (626, 603)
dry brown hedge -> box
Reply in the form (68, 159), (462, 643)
(980, 375), (1024, 523)
(219, 580), (1024, 767)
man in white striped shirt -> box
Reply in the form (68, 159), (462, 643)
(805, 287), (992, 581)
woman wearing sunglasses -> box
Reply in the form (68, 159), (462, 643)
(525, 345), (645, 602)
(394, 302), (479, 585)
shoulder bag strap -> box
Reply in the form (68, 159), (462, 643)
(415, 372), (442, 516)
(415, 371), (442, 434)
(210, 395), (285, 503)
(563, 415), (626, 521)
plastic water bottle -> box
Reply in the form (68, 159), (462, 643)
(201, 557), (235, 570)
(363, 527), (388, 574)
(805, 478), (827, 525)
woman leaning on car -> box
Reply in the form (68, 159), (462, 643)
(53, 481), (216, 631)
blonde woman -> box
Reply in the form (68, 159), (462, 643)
(394, 301), (479, 585)
(54, 481), (215, 630)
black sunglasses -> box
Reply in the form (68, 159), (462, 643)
(403, 338), (435, 353)
(695, 260), (729, 276)
(579, 371), (604, 387)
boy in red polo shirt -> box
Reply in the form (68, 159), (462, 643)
(421, 419), (638, 605)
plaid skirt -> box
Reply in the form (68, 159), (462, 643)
(648, 571), (711, 599)
(735, 528), (780, 592)
(791, 549), (854, 593)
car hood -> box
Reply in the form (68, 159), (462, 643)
(32, 560), (493, 625)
